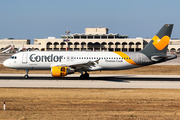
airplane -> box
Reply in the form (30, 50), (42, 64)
(3, 24), (177, 79)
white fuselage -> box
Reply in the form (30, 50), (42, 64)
(3, 51), (141, 71)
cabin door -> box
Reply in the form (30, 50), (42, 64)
(22, 53), (28, 64)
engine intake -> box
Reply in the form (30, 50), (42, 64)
(51, 66), (74, 77)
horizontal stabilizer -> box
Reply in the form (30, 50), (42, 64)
(151, 54), (177, 62)
(151, 56), (168, 62)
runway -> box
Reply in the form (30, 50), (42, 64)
(0, 74), (180, 88)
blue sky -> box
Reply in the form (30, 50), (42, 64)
(0, 0), (180, 43)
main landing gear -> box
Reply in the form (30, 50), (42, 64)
(80, 72), (89, 79)
(24, 70), (29, 79)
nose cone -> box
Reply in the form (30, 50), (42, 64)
(3, 59), (10, 68)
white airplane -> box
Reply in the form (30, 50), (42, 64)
(3, 24), (177, 79)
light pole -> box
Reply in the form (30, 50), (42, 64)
(65, 31), (70, 51)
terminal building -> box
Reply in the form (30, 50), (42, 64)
(0, 27), (180, 53)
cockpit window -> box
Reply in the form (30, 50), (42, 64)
(10, 56), (17, 59)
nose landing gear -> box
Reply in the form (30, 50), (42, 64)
(24, 70), (29, 79)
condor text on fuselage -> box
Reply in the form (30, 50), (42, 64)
(30, 54), (63, 62)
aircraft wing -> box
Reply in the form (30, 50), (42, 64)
(50, 59), (101, 71)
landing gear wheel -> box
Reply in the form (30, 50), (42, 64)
(80, 72), (89, 79)
(84, 73), (89, 79)
(24, 75), (29, 79)
(80, 74), (85, 79)
(24, 70), (29, 79)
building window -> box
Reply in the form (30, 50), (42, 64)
(88, 36), (93, 39)
(74, 36), (80, 39)
(95, 36), (100, 39)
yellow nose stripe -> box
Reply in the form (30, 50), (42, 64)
(152, 35), (170, 50)
(114, 52), (140, 66)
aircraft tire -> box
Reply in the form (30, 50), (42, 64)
(80, 74), (84, 79)
(80, 73), (89, 79)
(84, 73), (89, 79)
(24, 75), (29, 79)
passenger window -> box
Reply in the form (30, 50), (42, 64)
(67, 56), (70, 61)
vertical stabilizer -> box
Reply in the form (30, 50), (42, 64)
(140, 24), (173, 56)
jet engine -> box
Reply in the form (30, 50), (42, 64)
(51, 66), (74, 77)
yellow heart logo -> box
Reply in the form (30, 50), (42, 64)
(152, 35), (170, 50)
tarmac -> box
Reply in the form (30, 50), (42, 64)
(0, 74), (180, 88)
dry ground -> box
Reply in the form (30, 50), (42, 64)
(0, 64), (180, 75)
(1, 65), (180, 119)
(0, 88), (180, 120)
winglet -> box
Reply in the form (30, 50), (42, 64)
(95, 59), (100, 64)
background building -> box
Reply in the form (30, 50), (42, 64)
(33, 28), (142, 52)
(0, 28), (180, 53)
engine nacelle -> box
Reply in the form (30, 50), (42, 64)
(51, 66), (74, 77)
